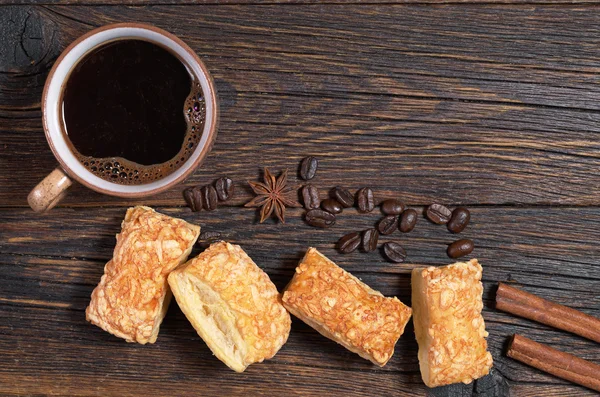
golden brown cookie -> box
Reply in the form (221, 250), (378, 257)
(411, 259), (493, 387)
(168, 241), (291, 372)
(86, 206), (200, 344)
(282, 247), (412, 366)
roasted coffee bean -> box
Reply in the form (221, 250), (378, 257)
(197, 231), (222, 247)
(183, 186), (203, 212)
(183, 187), (196, 211)
(356, 187), (375, 213)
(381, 199), (405, 215)
(337, 232), (361, 254)
(302, 184), (320, 210)
(426, 203), (452, 224)
(321, 198), (343, 215)
(201, 185), (218, 211)
(362, 228), (379, 252)
(299, 156), (318, 180)
(305, 209), (336, 228)
(377, 215), (398, 235)
(383, 242), (407, 263)
(447, 239), (474, 258)
(333, 187), (355, 208)
(399, 209), (418, 232)
(215, 177), (234, 201)
(447, 207), (470, 233)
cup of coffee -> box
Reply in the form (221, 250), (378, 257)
(28, 23), (218, 212)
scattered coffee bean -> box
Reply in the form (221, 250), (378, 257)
(426, 203), (452, 224)
(201, 185), (218, 211)
(447, 239), (474, 258)
(337, 232), (361, 254)
(357, 187), (375, 213)
(302, 185), (320, 210)
(377, 215), (398, 235)
(197, 231), (222, 247)
(215, 177), (234, 201)
(183, 186), (203, 212)
(399, 209), (418, 232)
(183, 187), (196, 211)
(447, 207), (470, 233)
(299, 156), (318, 180)
(333, 187), (355, 208)
(362, 228), (379, 252)
(320, 198), (342, 215)
(383, 242), (407, 263)
(381, 199), (406, 215)
(305, 209), (336, 228)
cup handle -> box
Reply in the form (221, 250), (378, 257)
(27, 167), (73, 212)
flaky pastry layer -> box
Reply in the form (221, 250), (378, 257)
(411, 259), (493, 387)
(282, 248), (412, 366)
(86, 206), (200, 344)
(168, 241), (291, 372)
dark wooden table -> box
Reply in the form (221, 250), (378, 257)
(1, 2), (599, 396)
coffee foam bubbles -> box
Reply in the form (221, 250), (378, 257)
(75, 83), (206, 185)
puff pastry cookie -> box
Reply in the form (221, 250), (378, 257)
(86, 206), (200, 344)
(411, 259), (493, 387)
(282, 248), (412, 366)
(168, 241), (291, 372)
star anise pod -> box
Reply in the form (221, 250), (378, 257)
(245, 168), (301, 223)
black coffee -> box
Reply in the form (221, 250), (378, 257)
(61, 39), (205, 184)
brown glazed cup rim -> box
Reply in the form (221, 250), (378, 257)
(41, 22), (219, 198)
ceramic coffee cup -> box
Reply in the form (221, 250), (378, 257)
(28, 23), (218, 212)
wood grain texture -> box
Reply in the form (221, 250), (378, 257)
(1, 2), (600, 396)
(1, 206), (599, 395)
(2, 5), (600, 207)
(3, 0), (600, 6)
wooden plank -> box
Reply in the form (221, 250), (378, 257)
(1, 205), (599, 395)
(0, 251), (598, 322)
(2, 206), (600, 290)
(0, 296), (596, 394)
(510, 385), (598, 397)
(3, 0), (600, 6)
(0, 263), (598, 392)
(7, 5), (600, 110)
(2, 5), (600, 207)
(0, 303), (595, 397)
(0, 314), (426, 396)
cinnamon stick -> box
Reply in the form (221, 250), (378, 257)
(508, 334), (600, 392)
(496, 282), (600, 343)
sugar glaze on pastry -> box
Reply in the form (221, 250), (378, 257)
(168, 241), (290, 372)
(282, 247), (412, 366)
(86, 206), (200, 344)
(411, 259), (493, 387)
